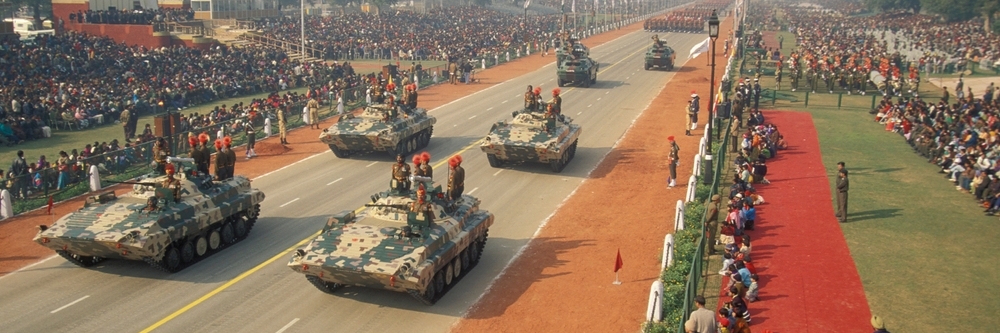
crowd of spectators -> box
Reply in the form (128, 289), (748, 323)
(250, 7), (562, 61)
(0, 31), (358, 146)
(69, 8), (195, 25)
(756, 3), (1000, 215)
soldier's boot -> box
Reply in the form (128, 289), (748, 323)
(685, 130), (691, 136)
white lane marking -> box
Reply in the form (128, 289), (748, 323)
(493, 169), (504, 176)
(606, 91), (610, 94)
(276, 318), (300, 333)
(51, 295), (89, 314)
(279, 198), (300, 208)
(588, 104), (592, 108)
(254, 152), (324, 180)
(577, 112), (582, 115)
(0, 254), (57, 281)
(487, 107), (494, 111)
(326, 178), (343, 186)
(366, 162), (378, 168)
(626, 76), (630, 80)
(597, 98), (602, 101)
(469, 115), (477, 120)
(548, 78), (554, 82)
(502, 100), (508, 104)
(512, 93), (519, 97)
(467, 187), (479, 195)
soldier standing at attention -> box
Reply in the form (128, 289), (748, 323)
(524, 85), (535, 109)
(196, 133), (211, 175)
(752, 79), (761, 111)
(449, 61), (459, 85)
(162, 164), (182, 202)
(407, 84), (418, 109)
(419, 152), (433, 180)
(705, 194), (721, 255)
(686, 91), (699, 136)
(836, 168), (849, 223)
(187, 136), (201, 173)
(448, 155), (465, 201)
(667, 136), (679, 188)
(120, 108), (131, 142)
(391, 154), (412, 192)
(549, 88), (562, 115)
(213, 139), (226, 180)
(279, 105), (288, 145)
(307, 97), (320, 129)
(412, 155), (425, 177)
(244, 117), (257, 160)
(223, 136), (237, 179)
(730, 118), (741, 153)
(532, 87), (543, 110)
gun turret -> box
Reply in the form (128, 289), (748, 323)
(107, 180), (160, 186)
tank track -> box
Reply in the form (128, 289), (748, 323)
(56, 250), (105, 267)
(408, 231), (488, 305)
(306, 275), (345, 294)
(144, 206), (259, 273)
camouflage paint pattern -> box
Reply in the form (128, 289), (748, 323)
(319, 104), (436, 156)
(33, 168), (265, 262)
(480, 108), (582, 162)
(645, 43), (677, 70)
(288, 183), (493, 294)
(557, 56), (599, 87)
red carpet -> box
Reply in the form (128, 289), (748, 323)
(719, 111), (871, 332)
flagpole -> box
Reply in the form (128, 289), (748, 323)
(613, 271), (621, 285)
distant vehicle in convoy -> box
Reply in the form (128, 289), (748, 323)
(645, 35), (676, 70)
(289, 175), (494, 305)
(555, 33), (598, 87)
(480, 105), (582, 172)
(33, 158), (265, 273)
(319, 103), (436, 158)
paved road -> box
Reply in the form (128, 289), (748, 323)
(0, 30), (704, 333)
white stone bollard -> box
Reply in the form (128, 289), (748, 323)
(663, 234), (675, 269)
(693, 154), (702, 178)
(89, 165), (101, 192)
(686, 175), (697, 202)
(647, 280), (664, 322)
(675, 200), (685, 231)
(699, 137), (707, 157)
(263, 117), (272, 138)
(482, 58), (486, 69)
(0, 189), (12, 220)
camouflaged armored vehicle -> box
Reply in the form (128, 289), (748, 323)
(557, 56), (599, 88)
(289, 177), (494, 305)
(33, 157), (265, 272)
(555, 36), (589, 64)
(319, 104), (436, 158)
(480, 106), (582, 172)
(645, 35), (676, 70)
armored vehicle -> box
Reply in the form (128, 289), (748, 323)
(555, 36), (589, 64)
(33, 157), (265, 272)
(289, 177), (494, 305)
(557, 55), (599, 88)
(319, 104), (436, 158)
(645, 35), (676, 70)
(480, 106), (582, 172)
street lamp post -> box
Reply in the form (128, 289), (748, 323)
(704, 9), (720, 185)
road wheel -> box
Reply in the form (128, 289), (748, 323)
(220, 222), (236, 245)
(194, 236), (208, 257)
(444, 262), (455, 285)
(645, 62), (651, 70)
(569, 140), (578, 161)
(460, 248), (471, 273)
(421, 273), (438, 302)
(452, 257), (463, 280)
(468, 239), (482, 265)
(233, 216), (248, 239)
(557, 78), (565, 87)
(160, 245), (181, 272)
(487, 154), (502, 168)
(180, 239), (196, 264)
(57, 250), (102, 268)
(550, 150), (567, 172)
(433, 269), (446, 295)
(208, 228), (222, 251)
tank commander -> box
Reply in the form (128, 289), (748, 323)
(412, 155), (425, 177)
(448, 155), (465, 201)
(410, 183), (434, 225)
(391, 154), (412, 192)
(223, 136), (236, 179)
(162, 163), (182, 202)
(532, 87), (543, 111)
(153, 137), (170, 174)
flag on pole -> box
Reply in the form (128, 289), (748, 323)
(614, 248), (623, 272)
(46, 195), (54, 215)
(524, 0), (531, 9)
(689, 37), (711, 59)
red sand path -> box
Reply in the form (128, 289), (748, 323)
(727, 110), (870, 332)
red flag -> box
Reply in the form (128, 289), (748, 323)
(46, 196), (54, 215)
(614, 249), (623, 273)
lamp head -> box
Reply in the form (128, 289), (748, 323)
(708, 10), (720, 39)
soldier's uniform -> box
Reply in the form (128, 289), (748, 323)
(391, 155), (411, 192)
(667, 137), (680, 188)
(278, 107), (288, 145)
(549, 89), (562, 115)
(448, 157), (465, 201)
(307, 98), (320, 129)
(213, 140), (227, 180)
(162, 168), (181, 202)
(153, 140), (169, 175)
(524, 86), (536, 110)
(790, 69), (800, 91)
(223, 138), (236, 179)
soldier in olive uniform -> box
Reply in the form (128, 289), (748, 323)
(448, 155), (465, 201)
(162, 164), (182, 202)
(706, 194), (721, 255)
(524, 85), (536, 110)
(419, 152), (432, 180)
(836, 169), (849, 222)
(307, 98), (320, 129)
(549, 88), (562, 115)
(667, 136), (680, 188)
(391, 154), (411, 192)
(824, 69), (834, 93)
(808, 68), (818, 93)
(790, 68), (800, 92)
(278, 106), (288, 145)
(213, 139), (227, 180)
(153, 138), (170, 175)
(223, 136), (236, 179)
(846, 70), (856, 95)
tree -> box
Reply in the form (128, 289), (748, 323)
(921, 0), (979, 21)
(330, 0), (359, 15)
(862, 0), (919, 13)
